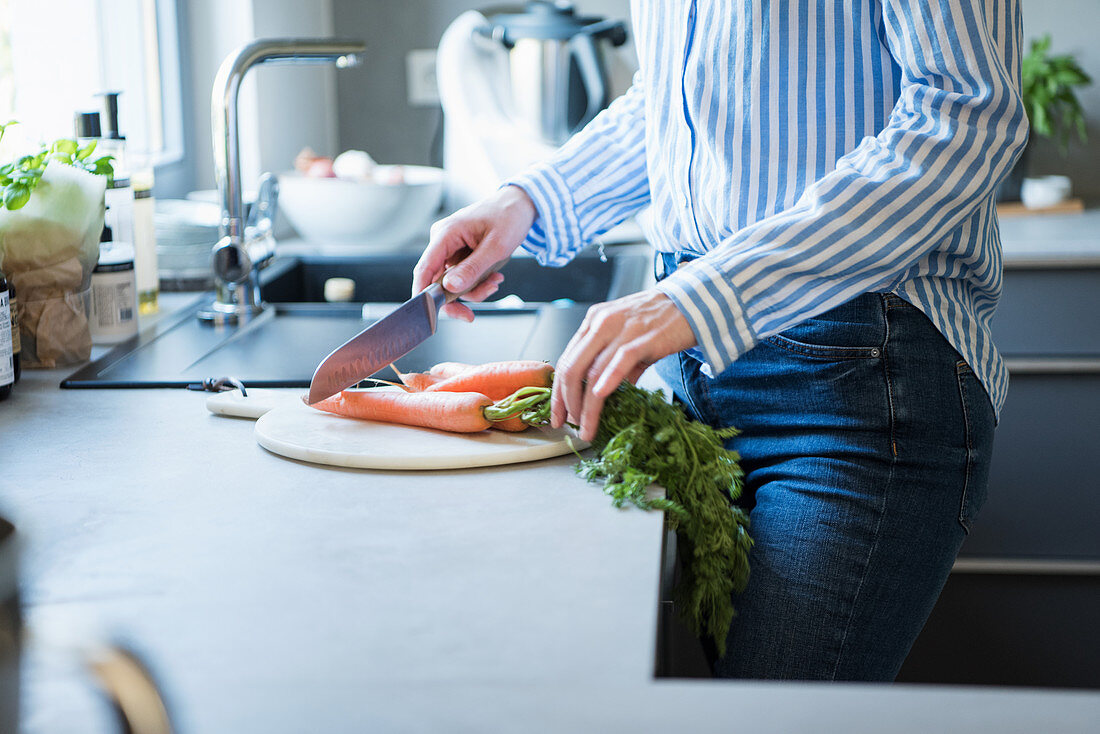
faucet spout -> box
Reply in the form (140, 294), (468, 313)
(199, 38), (366, 325)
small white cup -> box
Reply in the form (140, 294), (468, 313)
(1021, 175), (1072, 209)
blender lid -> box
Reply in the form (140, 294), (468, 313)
(485, 1), (618, 44)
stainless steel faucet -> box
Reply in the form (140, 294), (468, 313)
(198, 38), (365, 325)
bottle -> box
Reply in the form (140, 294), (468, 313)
(99, 91), (158, 314)
(75, 108), (137, 305)
(131, 164), (159, 315)
(88, 225), (139, 345)
(96, 92), (128, 175)
(0, 270), (13, 401)
(8, 280), (19, 384)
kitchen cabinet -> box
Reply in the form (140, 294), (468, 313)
(658, 214), (1100, 686)
(899, 224), (1100, 689)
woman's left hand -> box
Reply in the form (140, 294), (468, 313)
(552, 289), (696, 441)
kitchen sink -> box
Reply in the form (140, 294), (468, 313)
(60, 249), (652, 389)
(258, 250), (651, 305)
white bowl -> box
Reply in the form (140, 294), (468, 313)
(1021, 175), (1072, 210)
(277, 165), (445, 248)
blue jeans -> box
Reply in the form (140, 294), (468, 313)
(654, 257), (996, 680)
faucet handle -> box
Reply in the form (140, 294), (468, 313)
(211, 236), (254, 284)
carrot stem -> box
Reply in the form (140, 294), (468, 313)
(484, 386), (552, 426)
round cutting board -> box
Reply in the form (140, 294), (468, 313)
(253, 398), (584, 470)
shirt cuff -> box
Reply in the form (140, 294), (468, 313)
(654, 258), (758, 375)
(506, 162), (584, 267)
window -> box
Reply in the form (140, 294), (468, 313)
(0, 0), (182, 168)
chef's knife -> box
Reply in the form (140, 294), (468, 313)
(306, 261), (505, 405)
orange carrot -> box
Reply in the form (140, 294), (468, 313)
(425, 360), (553, 401)
(427, 361), (474, 379)
(389, 363), (441, 392)
(309, 388), (493, 433)
(394, 371), (440, 392)
(490, 415), (529, 432)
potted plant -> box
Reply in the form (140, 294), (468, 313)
(0, 121), (115, 367)
(998, 35), (1092, 202)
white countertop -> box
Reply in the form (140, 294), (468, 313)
(999, 208), (1100, 265)
(2, 357), (1099, 731)
(6, 206), (1100, 728)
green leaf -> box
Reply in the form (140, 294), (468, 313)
(52, 138), (78, 157)
(76, 140), (98, 161)
(1020, 34), (1091, 154)
(579, 381), (751, 655)
(91, 155), (115, 178)
(3, 184), (31, 210)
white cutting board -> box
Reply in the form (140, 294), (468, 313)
(207, 389), (584, 470)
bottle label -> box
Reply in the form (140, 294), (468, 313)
(9, 293), (18, 355)
(89, 268), (139, 344)
(0, 290), (13, 386)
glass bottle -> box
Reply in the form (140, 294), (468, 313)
(8, 280), (19, 383)
(0, 270), (14, 401)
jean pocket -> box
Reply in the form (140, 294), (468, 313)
(762, 293), (886, 360)
(765, 333), (883, 360)
(956, 359), (993, 533)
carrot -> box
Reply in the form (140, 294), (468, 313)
(490, 415), (529, 432)
(425, 360), (553, 401)
(389, 364), (441, 392)
(309, 388), (494, 433)
(427, 361), (474, 379)
(395, 371), (441, 391)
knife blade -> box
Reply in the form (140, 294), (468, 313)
(306, 259), (507, 405)
(306, 284), (445, 405)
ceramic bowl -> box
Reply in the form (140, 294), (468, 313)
(277, 166), (445, 249)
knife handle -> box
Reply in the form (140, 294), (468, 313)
(440, 258), (510, 304)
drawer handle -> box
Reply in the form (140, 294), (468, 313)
(1004, 357), (1100, 375)
(953, 558), (1100, 575)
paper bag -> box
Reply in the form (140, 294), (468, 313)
(0, 162), (106, 368)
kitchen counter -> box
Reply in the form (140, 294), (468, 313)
(3, 358), (1099, 731)
(1000, 208), (1100, 266)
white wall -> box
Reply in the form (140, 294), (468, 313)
(330, 0), (636, 167)
(177, 0), (338, 197)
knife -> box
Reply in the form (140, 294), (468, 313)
(306, 261), (506, 405)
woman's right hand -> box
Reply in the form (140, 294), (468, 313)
(412, 185), (537, 322)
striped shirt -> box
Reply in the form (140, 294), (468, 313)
(509, 0), (1028, 417)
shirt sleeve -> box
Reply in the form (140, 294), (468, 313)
(506, 72), (650, 267)
(655, 0), (1029, 372)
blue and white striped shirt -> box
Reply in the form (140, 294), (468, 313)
(509, 0), (1028, 417)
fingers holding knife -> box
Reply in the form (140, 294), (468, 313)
(413, 186), (537, 322)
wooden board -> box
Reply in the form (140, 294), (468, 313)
(252, 398), (584, 470)
(996, 198), (1085, 217)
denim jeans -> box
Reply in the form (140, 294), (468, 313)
(654, 255), (996, 680)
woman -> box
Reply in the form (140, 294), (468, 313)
(413, 0), (1028, 680)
